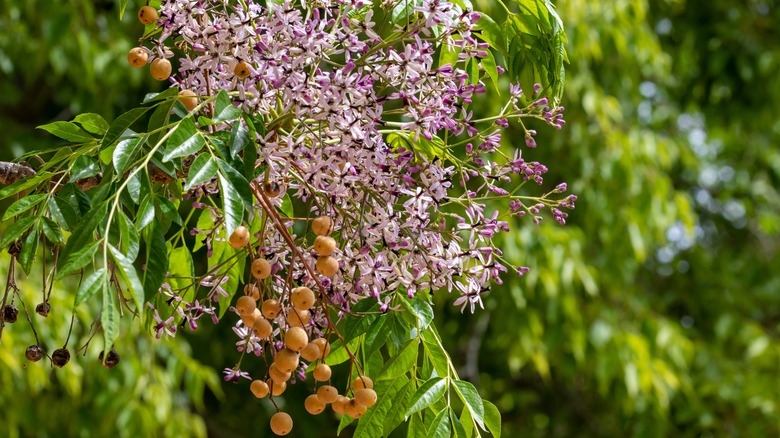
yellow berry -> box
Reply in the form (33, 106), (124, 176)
(270, 412), (293, 436)
(250, 380), (269, 398)
(312, 338), (331, 358)
(252, 317), (273, 338)
(267, 378), (286, 396)
(244, 284), (261, 301)
(252, 258), (272, 280)
(274, 348), (300, 373)
(138, 6), (158, 25)
(355, 388), (377, 407)
(284, 326), (309, 352)
(150, 58), (172, 81)
(228, 225), (250, 249)
(317, 385), (339, 404)
(353, 376), (374, 391)
(332, 395), (349, 414)
(313, 235), (337, 257)
(262, 299), (282, 319)
(313, 364), (331, 382)
(305, 394), (326, 415)
(240, 308), (261, 327)
(291, 286), (315, 310)
(315, 256), (339, 277)
(236, 295), (257, 316)
(234, 61), (251, 78)
(287, 308), (310, 327)
(178, 90), (198, 112)
(269, 363), (291, 383)
(127, 47), (148, 68)
(346, 399), (367, 418)
(312, 216), (333, 236)
(300, 342), (320, 362)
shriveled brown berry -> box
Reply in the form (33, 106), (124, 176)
(346, 399), (367, 418)
(150, 58), (172, 81)
(332, 395), (349, 414)
(138, 6), (158, 25)
(286, 308), (310, 328)
(263, 181), (285, 198)
(244, 284), (261, 301)
(311, 216), (333, 236)
(52, 348), (70, 368)
(268, 378), (287, 396)
(127, 47), (148, 68)
(313, 364), (331, 382)
(262, 299), (282, 319)
(274, 348), (300, 373)
(250, 379), (269, 398)
(178, 90), (198, 112)
(98, 348), (121, 369)
(234, 61), (251, 79)
(317, 385), (339, 404)
(228, 225), (250, 249)
(355, 388), (377, 407)
(3, 304), (18, 323)
(305, 394), (326, 415)
(313, 235), (337, 257)
(35, 302), (50, 317)
(241, 308), (262, 327)
(315, 256), (339, 277)
(269, 363), (291, 383)
(270, 412), (293, 436)
(252, 317), (273, 338)
(236, 295), (257, 316)
(284, 326), (308, 352)
(25, 345), (44, 362)
(311, 338), (331, 358)
(251, 258), (272, 280)
(291, 286), (315, 310)
(353, 376), (374, 391)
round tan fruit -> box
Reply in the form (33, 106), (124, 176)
(300, 342), (321, 362)
(228, 225), (250, 249)
(150, 58), (172, 81)
(305, 394), (326, 415)
(240, 308), (261, 327)
(312, 338), (331, 358)
(236, 295), (257, 316)
(262, 299), (282, 319)
(274, 348), (300, 373)
(353, 376), (374, 391)
(291, 286), (315, 310)
(252, 258), (272, 279)
(250, 380), (269, 398)
(346, 399), (367, 418)
(332, 395), (349, 414)
(127, 47), (148, 68)
(138, 6), (158, 25)
(313, 364), (331, 382)
(234, 61), (251, 78)
(252, 317), (273, 338)
(355, 388), (377, 407)
(311, 216), (333, 236)
(316, 256), (339, 277)
(244, 284), (260, 300)
(317, 385), (339, 404)
(284, 326), (309, 351)
(270, 412), (293, 436)
(269, 363), (291, 383)
(313, 235), (337, 257)
(178, 90), (198, 112)
(287, 308), (310, 327)
(268, 378), (286, 396)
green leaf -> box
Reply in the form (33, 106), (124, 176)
(218, 159), (253, 209)
(2, 194), (46, 221)
(56, 240), (100, 278)
(57, 203), (105, 276)
(142, 224), (169, 301)
(280, 193), (294, 218)
(37, 121), (95, 143)
(0, 172), (50, 201)
(147, 89), (179, 147)
(109, 245), (145, 310)
(421, 327), (450, 377)
(218, 171), (244, 238)
(48, 196), (78, 231)
(102, 107), (151, 148)
(364, 314), (390, 355)
(168, 245), (195, 304)
(383, 378), (416, 436)
(75, 268), (107, 305)
(114, 135), (147, 175)
(325, 337), (361, 367)
(41, 217), (64, 244)
(405, 377), (447, 417)
(474, 13), (506, 54)
(353, 376), (408, 438)
(452, 380), (485, 430)
(229, 120), (251, 158)
(482, 50), (501, 94)
(102, 281), (120, 349)
(70, 156), (101, 181)
(211, 240), (246, 318)
(450, 409), (468, 438)
(184, 155), (218, 191)
(337, 411), (356, 435)
(0, 216), (36, 248)
(154, 196), (183, 226)
(483, 399), (501, 438)
(163, 118), (205, 162)
(119, 0), (128, 19)
(427, 408), (452, 438)
(118, 210), (140, 260)
(404, 296), (434, 330)
(19, 229), (38, 275)
(213, 90), (242, 123)
(378, 338), (419, 381)
(74, 113), (109, 135)
(135, 195), (156, 230)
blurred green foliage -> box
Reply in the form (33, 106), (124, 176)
(1, 0), (779, 437)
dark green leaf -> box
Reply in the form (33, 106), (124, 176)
(74, 113), (109, 135)
(364, 314), (390, 355)
(102, 107), (151, 149)
(75, 268), (107, 306)
(48, 196), (78, 231)
(71, 156), (101, 181)
(154, 196), (183, 226)
(135, 195), (156, 230)
(168, 245), (195, 304)
(218, 171), (244, 238)
(452, 380), (485, 430)
(56, 240), (100, 278)
(163, 118), (205, 162)
(0, 172), (51, 201)
(37, 121), (95, 143)
(422, 327), (450, 377)
(19, 229), (38, 275)
(0, 216), (36, 248)
(213, 90), (242, 123)
(450, 409), (468, 438)
(405, 377), (447, 416)
(184, 155), (218, 191)
(378, 339), (419, 381)
(114, 135), (147, 175)
(229, 120), (251, 158)
(102, 281), (120, 349)
(109, 244), (144, 310)
(118, 210), (140, 260)
(217, 159), (253, 209)
(383, 378), (416, 436)
(41, 217), (64, 244)
(2, 194), (46, 221)
(142, 224), (168, 303)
